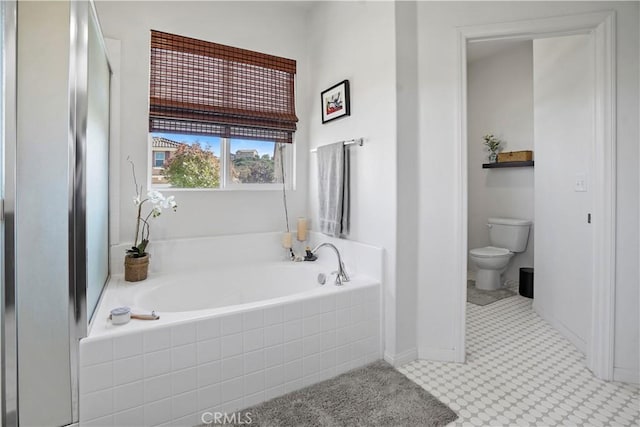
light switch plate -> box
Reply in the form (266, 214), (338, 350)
(574, 173), (587, 192)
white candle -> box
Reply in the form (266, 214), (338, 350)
(110, 307), (131, 325)
(297, 218), (308, 241)
(282, 232), (292, 249)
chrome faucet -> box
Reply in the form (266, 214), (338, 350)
(310, 242), (350, 285)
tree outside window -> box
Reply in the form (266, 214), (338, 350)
(165, 143), (220, 188)
(150, 133), (285, 189)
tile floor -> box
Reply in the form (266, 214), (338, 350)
(399, 295), (640, 427)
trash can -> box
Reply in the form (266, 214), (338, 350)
(519, 267), (534, 298)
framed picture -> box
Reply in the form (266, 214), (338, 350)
(321, 80), (350, 124)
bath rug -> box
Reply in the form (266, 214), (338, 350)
(467, 280), (516, 306)
(228, 360), (457, 427)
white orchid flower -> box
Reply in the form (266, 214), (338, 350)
(147, 190), (165, 204)
(128, 158), (178, 257)
(160, 195), (177, 210)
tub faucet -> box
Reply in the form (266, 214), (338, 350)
(310, 243), (350, 285)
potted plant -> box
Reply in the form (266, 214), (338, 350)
(483, 134), (502, 163)
(125, 159), (177, 282)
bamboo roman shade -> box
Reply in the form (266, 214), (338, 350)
(149, 30), (298, 143)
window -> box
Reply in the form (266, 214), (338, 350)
(148, 30), (297, 189)
(229, 139), (279, 185)
(150, 133), (288, 190)
(154, 151), (165, 168)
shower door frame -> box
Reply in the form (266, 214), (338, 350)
(68, 0), (113, 423)
(2, 1), (17, 426)
(453, 11), (617, 380)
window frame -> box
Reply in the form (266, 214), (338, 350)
(147, 134), (294, 192)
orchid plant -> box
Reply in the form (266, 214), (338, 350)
(127, 158), (177, 258)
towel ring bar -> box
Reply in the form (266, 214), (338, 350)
(310, 137), (364, 153)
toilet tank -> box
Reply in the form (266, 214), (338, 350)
(488, 218), (532, 252)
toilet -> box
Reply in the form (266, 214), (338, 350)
(470, 218), (531, 290)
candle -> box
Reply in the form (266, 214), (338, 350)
(282, 232), (292, 249)
(297, 218), (308, 242)
(110, 307), (131, 325)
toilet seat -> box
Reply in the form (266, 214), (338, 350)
(470, 246), (511, 258)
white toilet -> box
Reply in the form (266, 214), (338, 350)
(469, 218), (531, 290)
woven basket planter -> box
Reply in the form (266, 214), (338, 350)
(124, 253), (149, 282)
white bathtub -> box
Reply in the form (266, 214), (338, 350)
(80, 237), (382, 426)
(137, 262), (339, 312)
(89, 261), (377, 337)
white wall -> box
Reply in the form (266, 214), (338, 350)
(306, 2), (411, 363)
(467, 41), (534, 283)
(394, 0), (420, 364)
(533, 35), (594, 353)
(94, 1), (311, 245)
(415, 1), (639, 382)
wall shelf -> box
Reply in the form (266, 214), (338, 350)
(482, 160), (534, 169)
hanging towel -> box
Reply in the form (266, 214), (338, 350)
(317, 142), (350, 237)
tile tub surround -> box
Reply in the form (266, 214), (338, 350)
(109, 231), (382, 280)
(94, 232), (383, 339)
(81, 232), (383, 425)
(79, 284), (381, 426)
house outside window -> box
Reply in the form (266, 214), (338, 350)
(151, 136), (182, 185)
(150, 133), (287, 189)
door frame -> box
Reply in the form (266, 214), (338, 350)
(453, 11), (616, 380)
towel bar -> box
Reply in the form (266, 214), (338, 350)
(310, 138), (364, 153)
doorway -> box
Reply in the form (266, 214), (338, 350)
(466, 34), (595, 350)
(454, 12), (616, 381)
(466, 39), (535, 300)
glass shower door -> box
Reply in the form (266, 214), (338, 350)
(86, 1), (111, 323)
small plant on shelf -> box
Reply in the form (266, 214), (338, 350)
(483, 134), (502, 163)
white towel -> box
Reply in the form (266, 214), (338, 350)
(317, 142), (350, 237)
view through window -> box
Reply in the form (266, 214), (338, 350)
(151, 132), (283, 189)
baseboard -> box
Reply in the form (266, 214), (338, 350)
(613, 367), (639, 384)
(417, 347), (457, 363)
(383, 348), (418, 367)
(533, 302), (586, 354)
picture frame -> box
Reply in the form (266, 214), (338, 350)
(321, 80), (350, 124)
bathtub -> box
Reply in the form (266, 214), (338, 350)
(137, 263), (328, 312)
(79, 234), (382, 426)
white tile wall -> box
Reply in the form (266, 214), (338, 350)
(79, 283), (381, 426)
(110, 232), (384, 282)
